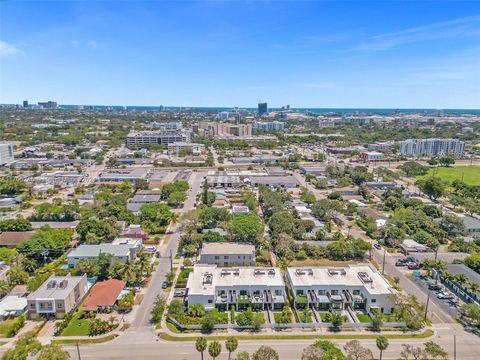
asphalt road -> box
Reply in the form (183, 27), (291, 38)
(129, 171), (204, 329)
(66, 322), (480, 360)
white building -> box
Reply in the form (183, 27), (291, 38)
(286, 265), (396, 314)
(186, 265), (286, 311)
(126, 130), (189, 149)
(0, 144), (14, 166)
(0, 295), (27, 320)
(67, 244), (137, 268)
(253, 121), (285, 132)
(399, 139), (465, 157)
(361, 151), (384, 161)
(167, 142), (205, 156)
(198, 243), (255, 266)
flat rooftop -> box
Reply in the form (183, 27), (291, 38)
(68, 244), (134, 258)
(287, 265), (393, 295)
(187, 265), (284, 296)
(28, 274), (86, 300)
(200, 242), (255, 255)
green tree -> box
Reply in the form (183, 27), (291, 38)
(330, 311), (343, 332)
(343, 340), (373, 360)
(201, 311), (217, 333)
(311, 340), (346, 360)
(226, 336), (238, 360)
(195, 337), (207, 360)
(1, 331), (42, 360)
(235, 352), (250, 360)
(417, 176), (447, 200)
(228, 214), (263, 243)
(376, 336), (389, 360)
(151, 294), (167, 324)
(208, 341), (222, 360)
(0, 219), (32, 232)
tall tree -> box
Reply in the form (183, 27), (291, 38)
(208, 341), (222, 360)
(195, 337), (207, 360)
(376, 336), (389, 360)
(226, 336), (238, 360)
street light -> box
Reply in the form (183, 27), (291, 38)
(424, 290), (431, 321)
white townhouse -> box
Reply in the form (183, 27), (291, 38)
(198, 243), (255, 267)
(286, 265), (396, 314)
(186, 265), (286, 311)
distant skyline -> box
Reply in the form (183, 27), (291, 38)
(1, 1), (480, 108)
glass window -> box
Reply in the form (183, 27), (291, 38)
(275, 290), (282, 296)
(353, 290), (360, 295)
(296, 290), (304, 295)
(331, 290), (338, 295)
(371, 299), (376, 303)
(318, 290), (325, 295)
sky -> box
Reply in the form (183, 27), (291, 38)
(1, 0), (480, 109)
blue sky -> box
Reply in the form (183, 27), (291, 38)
(1, 1), (479, 108)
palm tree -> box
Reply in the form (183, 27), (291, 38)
(195, 337), (207, 360)
(468, 283), (480, 299)
(454, 274), (469, 288)
(376, 335), (389, 360)
(208, 341), (221, 360)
(225, 336), (238, 360)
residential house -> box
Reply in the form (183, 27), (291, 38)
(83, 279), (126, 312)
(67, 244), (137, 268)
(0, 296), (27, 320)
(27, 274), (88, 319)
(0, 231), (36, 248)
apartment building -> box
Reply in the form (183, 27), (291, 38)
(286, 265), (395, 314)
(27, 274), (88, 319)
(167, 142), (205, 156)
(0, 143), (14, 166)
(198, 243), (255, 266)
(126, 130), (190, 149)
(186, 265), (286, 311)
(197, 122), (252, 137)
(399, 138), (465, 157)
(253, 121), (284, 132)
(360, 151), (384, 161)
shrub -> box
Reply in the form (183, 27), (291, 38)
(6, 314), (26, 337)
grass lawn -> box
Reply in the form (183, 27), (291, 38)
(418, 166), (480, 185)
(357, 314), (372, 323)
(0, 319), (16, 337)
(61, 314), (90, 336)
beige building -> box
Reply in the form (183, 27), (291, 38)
(198, 242), (255, 266)
(27, 274), (88, 319)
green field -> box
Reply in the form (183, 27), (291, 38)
(419, 166), (480, 186)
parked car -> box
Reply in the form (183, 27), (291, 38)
(428, 283), (443, 291)
(174, 290), (185, 297)
(437, 292), (454, 300)
(395, 260), (407, 266)
(407, 263), (421, 270)
(162, 281), (168, 289)
(374, 243), (382, 250)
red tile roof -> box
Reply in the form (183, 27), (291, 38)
(83, 279), (126, 311)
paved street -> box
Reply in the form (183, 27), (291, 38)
(66, 322), (480, 360)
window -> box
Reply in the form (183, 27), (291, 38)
(371, 299), (376, 303)
(353, 290), (360, 295)
(275, 290), (282, 296)
(240, 290), (247, 296)
(318, 290), (325, 295)
(331, 290), (338, 295)
(296, 290), (304, 295)
(208, 299), (213, 304)
(30, 303), (35, 309)
(224, 256), (229, 259)
(214, 256), (219, 260)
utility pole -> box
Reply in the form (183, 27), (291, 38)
(382, 248), (386, 275)
(76, 343), (82, 360)
(424, 290), (431, 321)
(170, 249), (173, 271)
(454, 334), (457, 360)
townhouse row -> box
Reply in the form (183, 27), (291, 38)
(185, 264), (396, 315)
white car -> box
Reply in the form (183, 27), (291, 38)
(437, 292), (454, 300)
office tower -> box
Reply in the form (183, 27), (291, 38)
(258, 102), (268, 115)
(23, 100), (28, 108)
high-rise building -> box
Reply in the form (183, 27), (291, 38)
(0, 143), (14, 166)
(258, 102), (268, 115)
(38, 101), (58, 109)
(23, 100), (29, 108)
(400, 139), (465, 157)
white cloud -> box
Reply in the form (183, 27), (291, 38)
(87, 41), (97, 48)
(0, 41), (23, 58)
(69, 40), (79, 47)
(353, 15), (480, 52)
